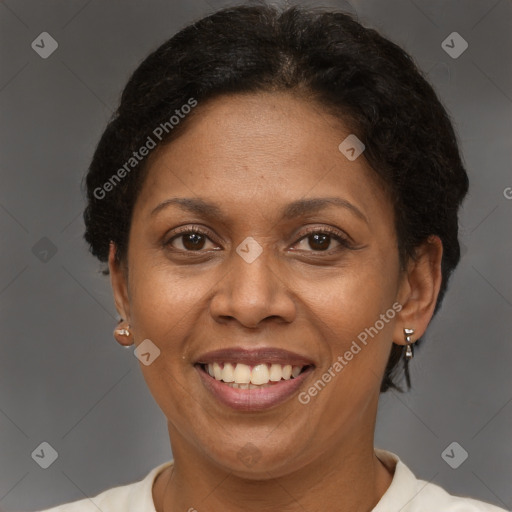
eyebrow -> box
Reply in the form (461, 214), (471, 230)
(150, 196), (368, 224)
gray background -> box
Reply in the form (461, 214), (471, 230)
(0, 0), (511, 510)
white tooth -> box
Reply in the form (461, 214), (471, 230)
(282, 364), (292, 380)
(251, 364), (270, 385)
(207, 363), (215, 377)
(234, 363), (251, 384)
(291, 366), (302, 378)
(213, 362), (223, 380)
(269, 364), (283, 381)
(222, 362), (235, 382)
(239, 383), (249, 389)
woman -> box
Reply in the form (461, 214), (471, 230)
(38, 4), (507, 511)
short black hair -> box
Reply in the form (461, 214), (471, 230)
(83, 3), (469, 392)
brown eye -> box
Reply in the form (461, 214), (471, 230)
(306, 233), (331, 251)
(165, 227), (216, 252)
(180, 232), (207, 251)
(294, 227), (352, 253)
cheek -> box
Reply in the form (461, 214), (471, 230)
(129, 261), (215, 338)
(307, 249), (399, 332)
(303, 252), (399, 395)
(127, 266), (206, 422)
(126, 264), (220, 410)
(314, 279), (396, 376)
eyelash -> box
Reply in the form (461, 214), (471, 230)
(165, 225), (353, 254)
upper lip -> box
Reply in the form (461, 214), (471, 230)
(195, 347), (316, 367)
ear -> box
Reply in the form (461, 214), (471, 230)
(392, 235), (443, 345)
(108, 241), (131, 323)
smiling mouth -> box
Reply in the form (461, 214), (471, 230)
(198, 362), (312, 389)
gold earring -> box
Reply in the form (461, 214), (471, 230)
(114, 323), (133, 347)
(404, 328), (415, 359)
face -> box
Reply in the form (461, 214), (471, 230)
(110, 92), (441, 478)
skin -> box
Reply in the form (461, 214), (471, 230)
(108, 92), (443, 512)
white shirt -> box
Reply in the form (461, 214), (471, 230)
(36, 449), (507, 511)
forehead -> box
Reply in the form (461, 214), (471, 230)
(134, 92), (391, 224)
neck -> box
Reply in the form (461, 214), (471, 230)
(154, 426), (394, 512)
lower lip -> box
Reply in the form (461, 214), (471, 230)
(196, 365), (314, 411)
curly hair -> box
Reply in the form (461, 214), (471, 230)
(83, 3), (469, 392)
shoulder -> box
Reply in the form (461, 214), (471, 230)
(35, 460), (173, 512)
(374, 449), (508, 512)
(34, 483), (133, 512)
(409, 477), (508, 511)
(34, 486), (129, 512)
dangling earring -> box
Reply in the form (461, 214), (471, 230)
(114, 321), (133, 347)
(404, 327), (415, 359)
(403, 327), (415, 388)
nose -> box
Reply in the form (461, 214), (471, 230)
(209, 244), (296, 329)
